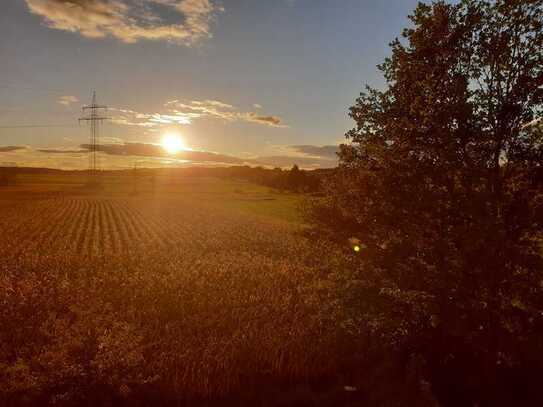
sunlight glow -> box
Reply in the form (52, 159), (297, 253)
(161, 133), (186, 154)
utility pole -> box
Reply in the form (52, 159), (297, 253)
(79, 91), (109, 177)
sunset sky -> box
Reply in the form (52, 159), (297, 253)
(0, 0), (420, 169)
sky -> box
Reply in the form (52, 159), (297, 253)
(0, 0), (421, 170)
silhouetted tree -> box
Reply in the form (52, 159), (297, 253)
(308, 1), (543, 405)
(286, 164), (305, 191)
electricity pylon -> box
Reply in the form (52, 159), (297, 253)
(79, 91), (109, 175)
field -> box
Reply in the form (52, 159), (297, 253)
(0, 171), (354, 405)
(0, 172), (303, 259)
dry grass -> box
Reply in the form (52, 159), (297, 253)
(0, 179), (351, 404)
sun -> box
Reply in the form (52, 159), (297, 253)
(161, 133), (186, 154)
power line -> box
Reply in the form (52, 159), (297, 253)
(0, 124), (79, 129)
(0, 84), (68, 94)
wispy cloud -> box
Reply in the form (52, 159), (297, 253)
(0, 146), (27, 152)
(289, 145), (339, 158)
(37, 148), (89, 154)
(244, 114), (284, 127)
(166, 99), (287, 127)
(90, 142), (249, 164)
(39, 142), (247, 165)
(58, 95), (79, 106)
(112, 99), (287, 128)
(25, 0), (222, 45)
(254, 144), (339, 168)
(9, 142), (339, 169)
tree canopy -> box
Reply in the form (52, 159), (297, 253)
(308, 0), (543, 405)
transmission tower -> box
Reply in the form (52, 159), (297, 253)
(79, 91), (109, 174)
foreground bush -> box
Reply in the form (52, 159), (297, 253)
(1, 252), (339, 403)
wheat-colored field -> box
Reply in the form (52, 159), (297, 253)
(0, 173), (350, 403)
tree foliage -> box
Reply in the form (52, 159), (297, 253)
(308, 0), (543, 404)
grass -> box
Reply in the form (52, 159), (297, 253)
(0, 170), (350, 405)
(2, 172), (302, 224)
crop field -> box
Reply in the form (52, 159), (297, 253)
(0, 172), (308, 264)
(0, 195), (294, 259)
(0, 172), (352, 405)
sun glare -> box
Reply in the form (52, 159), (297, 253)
(162, 133), (185, 154)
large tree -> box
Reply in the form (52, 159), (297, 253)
(309, 1), (543, 405)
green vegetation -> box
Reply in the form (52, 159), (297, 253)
(308, 0), (543, 405)
(1, 171), (303, 224)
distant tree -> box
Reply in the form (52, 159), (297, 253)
(267, 167), (285, 191)
(287, 164), (306, 191)
(308, 0), (543, 404)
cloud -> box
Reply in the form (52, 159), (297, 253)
(112, 99), (287, 128)
(25, 0), (222, 45)
(244, 114), (283, 127)
(163, 99), (287, 127)
(25, 142), (340, 169)
(289, 145), (339, 158)
(0, 146), (26, 152)
(1, 147), (118, 170)
(85, 142), (248, 164)
(36, 142), (247, 165)
(84, 142), (335, 168)
(37, 148), (89, 154)
(36, 142), (334, 168)
(58, 95), (79, 106)
(33, 142), (249, 167)
(251, 144), (340, 168)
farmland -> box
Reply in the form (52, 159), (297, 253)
(0, 171), (355, 405)
(0, 175), (302, 259)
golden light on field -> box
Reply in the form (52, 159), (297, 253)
(161, 133), (186, 154)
